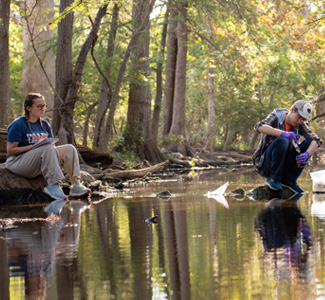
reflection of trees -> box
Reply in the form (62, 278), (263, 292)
(208, 197), (218, 298)
(128, 200), (153, 299)
(56, 201), (88, 299)
(164, 198), (191, 300)
(94, 199), (124, 296)
(0, 231), (9, 299)
(90, 194), (192, 299)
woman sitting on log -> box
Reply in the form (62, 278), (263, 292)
(5, 93), (90, 201)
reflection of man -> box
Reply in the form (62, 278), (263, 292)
(255, 199), (311, 254)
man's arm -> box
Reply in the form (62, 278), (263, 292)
(257, 125), (283, 136)
(306, 140), (318, 156)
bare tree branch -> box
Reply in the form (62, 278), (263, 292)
(89, 15), (112, 97)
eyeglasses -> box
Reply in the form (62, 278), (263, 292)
(32, 104), (48, 110)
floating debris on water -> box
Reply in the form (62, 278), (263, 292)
(205, 182), (229, 209)
(143, 215), (158, 224)
(227, 188), (245, 198)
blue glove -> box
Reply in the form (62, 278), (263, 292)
(297, 152), (310, 164)
(280, 131), (299, 143)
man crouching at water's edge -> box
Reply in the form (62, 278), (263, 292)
(6, 93), (91, 200)
(252, 100), (323, 193)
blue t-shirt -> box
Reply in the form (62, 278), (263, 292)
(7, 116), (53, 147)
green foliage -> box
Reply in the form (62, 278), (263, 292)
(184, 0), (325, 149)
(5, 0), (325, 155)
(8, 19), (24, 121)
(189, 158), (196, 167)
(163, 134), (186, 145)
(112, 148), (142, 170)
(95, 162), (103, 171)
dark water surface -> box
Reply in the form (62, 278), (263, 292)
(1, 168), (325, 299)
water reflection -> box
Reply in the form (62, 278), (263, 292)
(311, 194), (325, 220)
(2, 170), (325, 299)
(255, 198), (312, 277)
(0, 200), (88, 299)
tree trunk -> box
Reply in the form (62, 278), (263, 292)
(205, 61), (215, 151)
(124, 0), (153, 156)
(224, 117), (231, 150)
(250, 130), (258, 150)
(82, 102), (97, 147)
(52, 0), (74, 137)
(0, 0), (10, 128)
(151, 6), (169, 145)
(93, 3), (119, 149)
(316, 87), (325, 141)
(99, 0), (156, 152)
(20, 0), (55, 114)
(161, 3), (177, 137)
(167, 0), (188, 155)
(124, 0), (164, 163)
(205, 22), (216, 152)
(53, 3), (108, 145)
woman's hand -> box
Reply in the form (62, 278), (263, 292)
(33, 136), (47, 146)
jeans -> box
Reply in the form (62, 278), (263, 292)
(258, 137), (310, 184)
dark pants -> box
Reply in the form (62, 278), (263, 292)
(258, 137), (310, 184)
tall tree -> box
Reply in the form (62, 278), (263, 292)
(93, 3), (119, 149)
(124, 0), (164, 163)
(161, 2), (177, 138)
(98, 0), (156, 152)
(52, 2), (108, 145)
(205, 21), (216, 152)
(151, 6), (169, 145)
(20, 0), (55, 111)
(0, 0), (10, 128)
(205, 59), (215, 151)
(51, 0), (74, 140)
(163, 0), (191, 155)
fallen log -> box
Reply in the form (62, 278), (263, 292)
(0, 128), (7, 163)
(0, 128), (6, 153)
(0, 164), (47, 189)
(102, 160), (169, 180)
(0, 160), (169, 205)
(0, 165), (98, 205)
(0, 165), (50, 205)
(77, 145), (113, 169)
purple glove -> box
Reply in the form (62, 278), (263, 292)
(297, 152), (310, 164)
(280, 131), (299, 143)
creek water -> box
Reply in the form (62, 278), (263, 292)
(1, 167), (325, 299)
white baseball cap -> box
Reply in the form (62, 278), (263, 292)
(293, 100), (312, 120)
